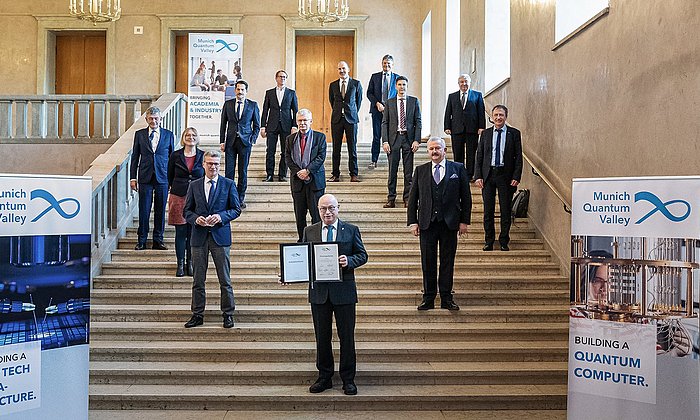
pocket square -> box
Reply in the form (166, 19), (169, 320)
(450, 173), (459, 179)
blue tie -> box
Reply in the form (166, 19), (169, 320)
(236, 101), (242, 119)
(326, 225), (334, 242)
(149, 130), (156, 150)
(495, 128), (503, 167)
(207, 179), (216, 206)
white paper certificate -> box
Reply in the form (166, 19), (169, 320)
(313, 243), (341, 282)
(281, 244), (310, 283)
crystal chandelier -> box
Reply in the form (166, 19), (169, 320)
(298, 0), (349, 26)
(69, 0), (121, 25)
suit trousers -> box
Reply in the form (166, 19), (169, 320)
(419, 220), (458, 301)
(265, 129), (290, 178)
(451, 132), (479, 178)
(331, 119), (359, 177)
(370, 111), (383, 163)
(225, 140), (252, 202)
(137, 180), (168, 245)
(191, 233), (235, 316)
(482, 168), (515, 247)
(386, 133), (414, 202)
(311, 300), (356, 384)
(292, 186), (323, 241)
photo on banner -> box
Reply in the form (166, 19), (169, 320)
(568, 176), (700, 420)
(188, 33), (243, 142)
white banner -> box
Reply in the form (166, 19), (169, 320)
(571, 176), (700, 239)
(0, 341), (41, 415)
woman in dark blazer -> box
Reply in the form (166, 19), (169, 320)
(168, 127), (205, 277)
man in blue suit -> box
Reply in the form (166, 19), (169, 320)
(220, 79), (260, 208)
(129, 106), (174, 250)
(328, 61), (363, 182)
(183, 150), (241, 329)
(444, 74), (486, 180)
(261, 70), (299, 182)
(367, 54), (399, 170)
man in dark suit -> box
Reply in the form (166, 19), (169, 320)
(381, 75), (421, 208)
(285, 109), (327, 242)
(367, 54), (399, 170)
(444, 74), (486, 180)
(302, 194), (368, 396)
(328, 61), (363, 182)
(183, 150), (241, 329)
(129, 106), (174, 250)
(475, 105), (523, 252)
(407, 137), (471, 311)
(261, 70), (299, 182)
(220, 79), (260, 208)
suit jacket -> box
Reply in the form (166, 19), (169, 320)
(261, 87), (299, 133)
(303, 220), (368, 305)
(474, 125), (523, 182)
(284, 130), (327, 193)
(130, 127), (174, 184)
(184, 176), (241, 247)
(407, 160), (472, 231)
(367, 71), (399, 115)
(220, 98), (261, 147)
(381, 95), (422, 147)
(443, 89), (486, 135)
(167, 148), (205, 197)
(329, 78), (363, 124)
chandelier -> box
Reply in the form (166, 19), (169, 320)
(298, 0), (349, 26)
(69, 0), (121, 24)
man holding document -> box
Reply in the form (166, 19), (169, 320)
(301, 194), (368, 396)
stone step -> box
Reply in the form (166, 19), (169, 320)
(89, 361), (568, 386)
(90, 321), (569, 342)
(89, 340), (568, 363)
(88, 383), (567, 411)
(90, 304), (569, 323)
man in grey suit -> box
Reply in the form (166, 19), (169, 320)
(301, 194), (368, 396)
(328, 61), (363, 182)
(261, 70), (299, 182)
(183, 150), (241, 329)
(381, 76), (421, 208)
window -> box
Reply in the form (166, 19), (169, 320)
(484, 0), (510, 93)
(445, 0), (460, 94)
(555, 0), (609, 44)
(421, 11), (431, 137)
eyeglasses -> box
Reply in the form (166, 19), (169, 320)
(318, 206), (338, 212)
(204, 162), (220, 166)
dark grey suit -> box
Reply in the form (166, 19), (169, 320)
(444, 89), (485, 177)
(329, 77), (363, 178)
(261, 87), (298, 178)
(381, 95), (421, 202)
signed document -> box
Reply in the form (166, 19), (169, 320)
(280, 243), (311, 283)
(313, 242), (342, 282)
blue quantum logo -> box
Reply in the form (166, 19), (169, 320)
(634, 191), (690, 224)
(215, 40), (239, 53)
(30, 189), (80, 222)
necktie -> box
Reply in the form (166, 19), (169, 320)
(341, 80), (346, 99)
(300, 133), (307, 156)
(326, 225), (334, 242)
(236, 101), (242, 119)
(207, 179), (216, 206)
(382, 73), (388, 103)
(399, 98), (406, 131)
(460, 92), (466, 109)
(495, 129), (503, 167)
(434, 164), (441, 184)
(149, 130), (156, 150)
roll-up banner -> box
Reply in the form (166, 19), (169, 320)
(0, 174), (92, 419)
(187, 33), (244, 142)
(569, 176), (700, 419)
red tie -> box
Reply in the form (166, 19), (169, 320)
(300, 134), (307, 156)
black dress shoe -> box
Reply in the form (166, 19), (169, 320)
(383, 200), (396, 208)
(328, 175), (340, 182)
(184, 315), (203, 328)
(417, 300), (434, 310)
(176, 259), (185, 277)
(482, 244), (494, 251)
(152, 241), (168, 250)
(309, 378), (333, 393)
(134, 243), (146, 250)
(343, 382), (358, 395)
(263, 176), (274, 182)
(223, 314), (234, 328)
(278, 176), (287, 182)
(441, 300), (460, 311)
(500, 244), (510, 251)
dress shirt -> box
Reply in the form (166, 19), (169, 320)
(205, 175), (219, 202)
(431, 159), (446, 183)
(491, 125), (507, 167)
(276, 87), (285, 106)
(236, 100), (245, 119)
(322, 220), (339, 242)
(382, 72), (392, 102)
(460, 89), (470, 109)
(149, 127), (160, 150)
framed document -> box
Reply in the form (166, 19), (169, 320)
(279, 243), (311, 283)
(312, 242), (342, 283)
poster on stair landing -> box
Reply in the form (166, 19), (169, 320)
(187, 33), (244, 142)
(0, 174), (91, 419)
(568, 176), (700, 420)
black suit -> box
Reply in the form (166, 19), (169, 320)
(329, 77), (363, 178)
(285, 130), (327, 241)
(367, 71), (399, 163)
(475, 125), (523, 247)
(220, 98), (261, 203)
(444, 89), (485, 178)
(407, 160), (471, 301)
(381, 95), (421, 202)
(303, 220), (368, 385)
(261, 87), (298, 178)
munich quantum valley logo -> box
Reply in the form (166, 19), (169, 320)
(215, 39), (239, 53)
(581, 190), (691, 227)
(0, 188), (80, 226)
